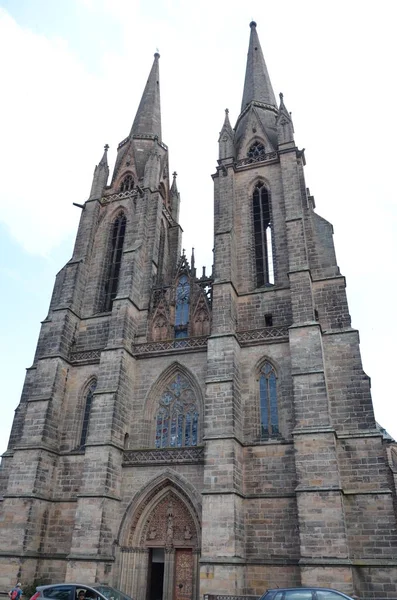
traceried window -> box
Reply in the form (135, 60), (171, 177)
(155, 374), (199, 448)
(175, 275), (190, 338)
(102, 213), (126, 312)
(119, 174), (134, 192)
(253, 182), (274, 287)
(80, 379), (97, 448)
(247, 141), (266, 163)
(259, 361), (279, 438)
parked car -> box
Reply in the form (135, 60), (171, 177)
(259, 588), (356, 600)
(29, 584), (133, 600)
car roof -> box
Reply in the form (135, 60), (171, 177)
(265, 589), (352, 597)
(37, 585), (99, 590)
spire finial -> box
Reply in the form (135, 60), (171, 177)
(250, 20), (257, 28)
(172, 171), (177, 179)
(225, 108), (229, 115)
(104, 144), (109, 152)
(154, 48), (160, 59)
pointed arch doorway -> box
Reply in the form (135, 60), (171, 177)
(118, 483), (201, 600)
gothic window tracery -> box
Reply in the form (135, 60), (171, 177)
(175, 275), (190, 339)
(259, 361), (279, 438)
(80, 379), (97, 448)
(253, 182), (274, 287)
(247, 141), (266, 163)
(102, 212), (126, 312)
(119, 174), (134, 192)
(155, 374), (199, 448)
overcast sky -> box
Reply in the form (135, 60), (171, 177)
(0, 0), (396, 455)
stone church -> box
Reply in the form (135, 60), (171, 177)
(1, 21), (397, 600)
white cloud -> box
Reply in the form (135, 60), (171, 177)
(0, 0), (396, 452)
(0, 8), (111, 254)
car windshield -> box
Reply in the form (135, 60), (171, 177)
(95, 586), (133, 600)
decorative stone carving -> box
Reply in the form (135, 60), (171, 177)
(123, 447), (205, 465)
(236, 326), (288, 345)
(133, 336), (209, 355)
(134, 491), (197, 548)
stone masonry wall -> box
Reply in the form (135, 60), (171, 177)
(237, 287), (292, 331)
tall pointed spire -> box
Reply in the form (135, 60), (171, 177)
(234, 22), (278, 155)
(241, 21), (277, 111)
(131, 52), (162, 141)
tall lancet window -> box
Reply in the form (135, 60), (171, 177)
(175, 275), (190, 338)
(259, 361), (279, 438)
(157, 221), (166, 284)
(103, 213), (126, 312)
(253, 182), (274, 286)
(80, 379), (97, 448)
(155, 374), (199, 448)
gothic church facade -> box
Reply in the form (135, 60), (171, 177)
(1, 22), (397, 600)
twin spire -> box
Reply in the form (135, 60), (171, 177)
(95, 23), (281, 175)
(127, 22), (277, 149)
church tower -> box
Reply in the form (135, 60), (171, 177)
(1, 23), (397, 600)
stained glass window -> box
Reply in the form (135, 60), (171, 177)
(80, 379), (97, 448)
(259, 361), (279, 438)
(175, 275), (190, 338)
(253, 182), (274, 286)
(155, 374), (199, 448)
(102, 213), (126, 312)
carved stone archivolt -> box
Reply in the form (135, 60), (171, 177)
(119, 478), (201, 600)
(134, 491), (197, 548)
(118, 472), (202, 553)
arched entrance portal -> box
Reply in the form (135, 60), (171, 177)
(118, 481), (201, 600)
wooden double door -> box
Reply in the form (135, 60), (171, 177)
(148, 547), (195, 600)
